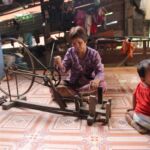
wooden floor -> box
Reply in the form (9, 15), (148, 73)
(0, 67), (149, 150)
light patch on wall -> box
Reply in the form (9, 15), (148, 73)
(106, 12), (113, 16)
(97, 20), (118, 27)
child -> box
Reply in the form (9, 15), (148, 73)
(126, 59), (150, 134)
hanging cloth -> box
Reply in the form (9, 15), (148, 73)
(85, 14), (92, 36)
(74, 10), (86, 28)
(121, 39), (136, 58)
(97, 7), (107, 24)
(90, 14), (97, 35)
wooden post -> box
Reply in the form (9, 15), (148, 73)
(98, 87), (103, 104)
(143, 40), (147, 58)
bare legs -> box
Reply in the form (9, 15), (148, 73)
(125, 110), (148, 134)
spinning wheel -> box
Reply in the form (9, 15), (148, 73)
(0, 38), (61, 98)
(0, 38), (111, 126)
(43, 67), (61, 87)
(0, 38), (35, 97)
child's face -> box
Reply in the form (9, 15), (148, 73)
(144, 69), (150, 85)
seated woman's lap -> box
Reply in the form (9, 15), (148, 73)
(55, 80), (106, 97)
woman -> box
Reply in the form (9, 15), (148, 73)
(54, 26), (106, 97)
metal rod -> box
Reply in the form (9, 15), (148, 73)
(21, 74), (44, 86)
(49, 42), (55, 68)
(8, 69), (45, 79)
(14, 73), (19, 99)
(25, 47), (49, 70)
(16, 68), (36, 74)
(5, 71), (12, 101)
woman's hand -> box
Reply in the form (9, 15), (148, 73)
(90, 79), (100, 90)
(54, 56), (62, 67)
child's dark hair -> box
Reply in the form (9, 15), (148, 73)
(69, 26), (88, 42)
(137, 59), (150, 78)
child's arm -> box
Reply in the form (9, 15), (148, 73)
(127, 94), (136, 112)
(127, 84), (138, 112)
(133, 94), (137, 110)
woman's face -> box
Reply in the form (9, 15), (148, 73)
(71, 38), (87, 53)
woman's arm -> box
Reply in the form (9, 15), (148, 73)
(54, 48), (72, 73)
(62, 49), (72, 72)
(90, 51), (104, 89)
(94, 51), (104, 81)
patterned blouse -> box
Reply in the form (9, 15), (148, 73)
(61, 46), (105, 88)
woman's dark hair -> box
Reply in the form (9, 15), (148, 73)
(137, 59), (150, 78)
(69, 26), (88, 42)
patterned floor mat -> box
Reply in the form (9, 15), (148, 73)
(0, 67), (149, 150)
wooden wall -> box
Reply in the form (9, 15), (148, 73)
(0, 14), (43, 37)
(96, 38), (150, 66)
(99, 0), (125, 36)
